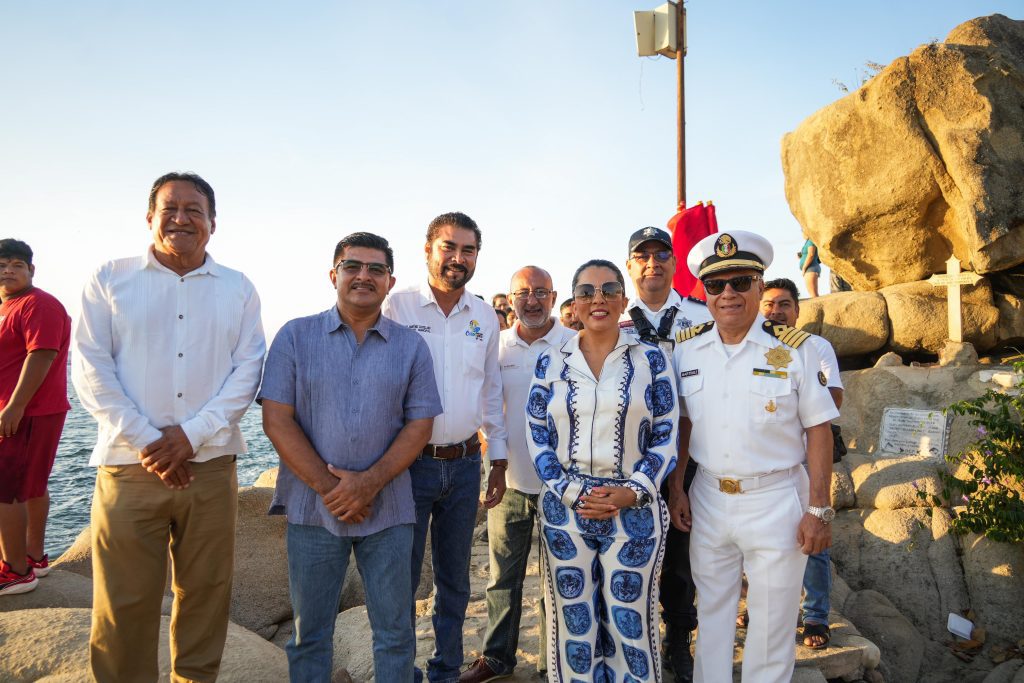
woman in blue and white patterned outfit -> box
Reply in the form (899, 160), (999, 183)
(526, 259), (678, 683)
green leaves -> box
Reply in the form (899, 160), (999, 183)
(928, 360), (1024, 543)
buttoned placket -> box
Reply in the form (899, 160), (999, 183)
(173, 273), (189, 422)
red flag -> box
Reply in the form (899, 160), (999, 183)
(669, 202), (711, 300)
(688, 202), (718, 300)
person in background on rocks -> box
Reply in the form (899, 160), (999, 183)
(382, 211), (509, 683)
(760, 276), (844, 651)
(670, 231), (838, 682)
(73, 172), (266, 682)
(505, 308), (517, 329)
(798, 238), (821, 298)
(559, 298), (581, 331)
(527, 259), (677, 682)
(0, 239), (71, 596)
(460, 265), (575, 683)
(260, 232), (442, 682)
(620, 226), (711, 681)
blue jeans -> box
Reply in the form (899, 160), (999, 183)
(409, 454), (482, 683)
(481, 487), (546, 675)
(801, 548), (831, 625)
(286, 522), (415, 683)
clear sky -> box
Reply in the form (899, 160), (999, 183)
(3, 1), (1019, 337)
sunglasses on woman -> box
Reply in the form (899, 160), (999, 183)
(701, 274), (760, 295)
(573, 281), (625, 302)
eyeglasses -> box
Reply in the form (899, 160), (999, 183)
(630, 250), (673, 263)
(335, 259), (391, 277)
(573, 281), (624, 302)
(702, 274), (760, 295)
(510, 288), (552, 301)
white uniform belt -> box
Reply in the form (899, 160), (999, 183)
(698, 464), (800, 494)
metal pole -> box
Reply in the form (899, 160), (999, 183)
(676, 4), (686, 207)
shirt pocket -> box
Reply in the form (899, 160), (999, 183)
(749, 376), (793, 423)
(678, 374), (704, 421)
(463, 336), (487, 381)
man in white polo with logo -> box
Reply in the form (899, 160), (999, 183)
(669, 230), (839, 682)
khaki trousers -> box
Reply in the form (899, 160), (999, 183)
(89, 455), (237, 683)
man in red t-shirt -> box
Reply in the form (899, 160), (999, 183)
(0, 239), (71, 597)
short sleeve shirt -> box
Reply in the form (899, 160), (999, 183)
(673, 315), (840, 476)
(0, 288), (71, 416)
(808, 334), (843, 390)
(258, 307), (442, 537)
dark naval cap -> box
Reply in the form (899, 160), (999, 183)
(687, 230), (774, 279)
(628, 226), (673, 254)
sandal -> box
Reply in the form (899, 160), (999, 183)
(802, 622), (830, 650)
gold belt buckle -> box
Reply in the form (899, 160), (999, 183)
(719, 478), (742, 494)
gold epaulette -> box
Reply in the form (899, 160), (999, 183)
(674, 321), (715, 343)
(762, 320), (811, 348)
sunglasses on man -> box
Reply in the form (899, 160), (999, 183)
(573, 282), (625, 302)
(701, 274), (761, 295)
(630, 250), (673, 263)
(334, 259), (391, 277)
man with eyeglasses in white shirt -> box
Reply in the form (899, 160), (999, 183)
(460, 266), (575, 683)
(619, 226), (710, 681)
(382, 212), (509, 683)
(73, 172), (266, 683)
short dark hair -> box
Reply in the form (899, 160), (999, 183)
(764, 277), (800, 302)
(560, 298), (574, 311)
(333, 232), (395, 272)
(0, 239), (33, 265)
(571, 259), (625, 292)
(148, 172), (217, 218)
(426, 212), (482, 249)
(492, 293), (507, 305)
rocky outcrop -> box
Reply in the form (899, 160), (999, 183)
(782, 14), (1024, 291)
(795, 291), (890, 357)
(882, 279), (1000, 354)
(0, 608), (288, 682)
(231, 485), (291, 637)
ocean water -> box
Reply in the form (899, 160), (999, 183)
(47, 392), (279, 557)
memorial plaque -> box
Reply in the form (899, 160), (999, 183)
(878, 407), (951, 458)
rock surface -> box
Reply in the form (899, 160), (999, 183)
(0, 570), (93, 613)
(230, 486), (292, 637)
(881, 279), (999, 354)
(0, 607), (288, 682)
(795, 291), (890, 356)
(961, 533), (1024, 643)
(782, 14), (1024, 290)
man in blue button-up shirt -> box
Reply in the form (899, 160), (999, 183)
(260, 232), (442, 682)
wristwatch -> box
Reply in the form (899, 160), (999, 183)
(806, 505), (836, 524)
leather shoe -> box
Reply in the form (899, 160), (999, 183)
(458, 657), (510, 683)
(662, 624), (694, 682)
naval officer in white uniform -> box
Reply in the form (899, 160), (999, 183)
(669, 231), (839, 683)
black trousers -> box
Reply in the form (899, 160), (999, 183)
(659, 458), (699, 632)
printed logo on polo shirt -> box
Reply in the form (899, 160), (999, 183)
(465, 319), (484, 341)
(408, 324), (431, 333)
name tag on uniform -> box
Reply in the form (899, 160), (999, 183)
(680, 369), (699, 378)
(752, 368), (788, 379)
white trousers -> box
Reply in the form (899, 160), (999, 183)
(689, 466), (809, 683)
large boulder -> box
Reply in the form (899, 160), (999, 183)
(0, 607), (288, 682)
(231, 485), (291, 637)
(881, 279), (1000, 354)
(845, 453), (943, 510)
(995, 292), (1024, 347)
(843, 589), (926, 683)
(796, 291), (889, 356)
(831, 507), (969, 642)
(837, 363), (1000, 458)
(961, 533), (1024, 643)
(782, 14), (1024, 290)
(51, 525), (92, 578)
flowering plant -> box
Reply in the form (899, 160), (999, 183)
(918, 359), (1024, 543)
